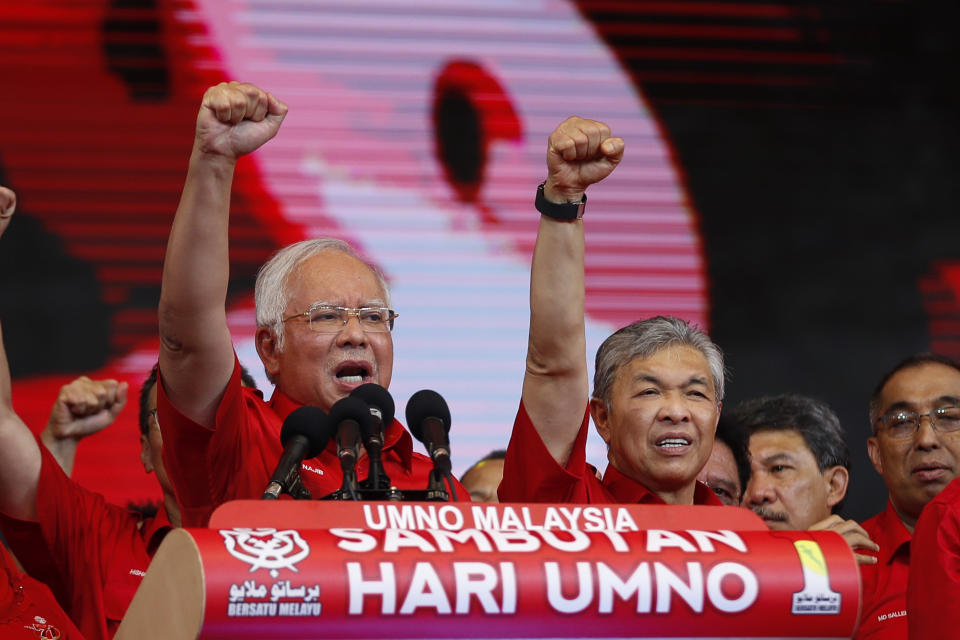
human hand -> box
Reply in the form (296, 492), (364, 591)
(194, 82), (288, 161)
(543, 117), (624, 204)
(43, 376), (129, 443)
(809, 514), (879, 565)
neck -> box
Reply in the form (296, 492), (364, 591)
(654, 482), (697, 505)
(163, 492), (182, 528)
(891, 501), (917, 535)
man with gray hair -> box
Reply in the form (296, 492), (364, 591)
(157, 82), (466, 526)
(498, 116), (722, 506)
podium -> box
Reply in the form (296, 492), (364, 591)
(115, 502), (861, 639)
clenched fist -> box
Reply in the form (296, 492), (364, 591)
(543, 117), (624, 204)
(194, 82), (289, 160)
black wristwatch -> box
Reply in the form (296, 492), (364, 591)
(535, 182), (586, 221)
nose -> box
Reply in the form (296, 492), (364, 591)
(656, 391), (691, 424)
(914, 414), (942, 451)
(744, 472), (775, 507)
(335, 312), (368, 347)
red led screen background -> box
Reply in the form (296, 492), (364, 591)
(0, 0), (957, 518)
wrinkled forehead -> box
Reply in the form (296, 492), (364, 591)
(286, 250), (389, 308)
(880, 362), (960, 411)
(618, 344), (716, 389)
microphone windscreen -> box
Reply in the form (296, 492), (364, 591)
(329, 396), (373, 433)
(405, 389), (451, 441)
(280, 406), (331, 457)
(350, 383), (396, 425)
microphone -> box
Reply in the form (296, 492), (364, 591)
(406, 389), (454, 501)
(329, 396), (372, 500)
(351, 383), (395, 491)
(262, 406), (330, 500)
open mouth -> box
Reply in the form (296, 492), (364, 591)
(335, 362), (372, 385)
(656, 436), (691, 449)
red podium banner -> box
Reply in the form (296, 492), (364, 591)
(168, 502), (861, 639)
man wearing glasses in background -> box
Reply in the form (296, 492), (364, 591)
(157, 82), (467, 526)
(856, 354), (960, 639)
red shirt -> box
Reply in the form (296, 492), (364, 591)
(158, 356), (469, 527)
(0, 544), (85, 640)
(857, 501), (911, 639)
(0, 444), (169, 640)
(907, 476), (960, 638)
(499, 401), (721, 505)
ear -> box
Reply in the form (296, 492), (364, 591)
(256, 326), (281, 380)
(823, 465), (849, 509)
(589, 397), (611, 444)
(140, 434), (154, 474)
(867, 437), (883, 475)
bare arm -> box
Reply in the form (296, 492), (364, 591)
(0, 187), (41, 520)
(522, 118), (624, 465)
(158, 82), (287, 427)
(40, 376), (128, 476)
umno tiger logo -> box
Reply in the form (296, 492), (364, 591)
(220, 528), (310, 578)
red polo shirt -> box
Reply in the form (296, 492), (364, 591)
(907, 477), (960, 638)
(856, 501), (911, 639)
(159, 355), (469, 527)
(0, 543), (85, 640)
(498, 400), (721, 505)
(0, 444), (170, 640)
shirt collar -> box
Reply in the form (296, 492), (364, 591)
(876, 500), (912, 565)
(601, 465), (722, 505)
(269, 388), (414, 471)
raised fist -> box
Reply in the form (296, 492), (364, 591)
(0, 185), (15, 238)
(44, 376), (128, 442)
(543, 116), (624, 203)
(194, 82), (289, 160)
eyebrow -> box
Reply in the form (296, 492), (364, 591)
(632, 374), (710, 388)
(759, 452), (796, 465)
(310, 300), (388, 308)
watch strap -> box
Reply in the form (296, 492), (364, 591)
(535, 182), (586, 221)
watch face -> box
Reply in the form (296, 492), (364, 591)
(1, 0), (707, 497)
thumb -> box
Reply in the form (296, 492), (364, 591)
(110, 382), (129, 418)
(600, 137), (625, 164)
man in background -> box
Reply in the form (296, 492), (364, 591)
(732, 394), (877, 562)
(858, 354), (960, 638)
(697, 416), (750, 506)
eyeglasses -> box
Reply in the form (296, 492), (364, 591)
(876, 406), (960, 439)
(282, 304), (398, 333)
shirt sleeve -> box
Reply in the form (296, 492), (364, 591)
(0, 444), (134, 608)
(498, 399), (591, 503)
(908, 482), (960, 638)
(159, 353), (283, 521)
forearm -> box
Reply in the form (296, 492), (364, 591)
(526, 213), (587, 379)
(521, 198), (589, 465)
(158, 149), (239, 424)
(160, 149), (234, 327)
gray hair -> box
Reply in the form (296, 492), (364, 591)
(592, 316), (726, 406)
(254, 238), (391, 351)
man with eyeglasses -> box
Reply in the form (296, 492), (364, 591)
(856, 353), (960, 639)
(156, 82), (467, 525)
